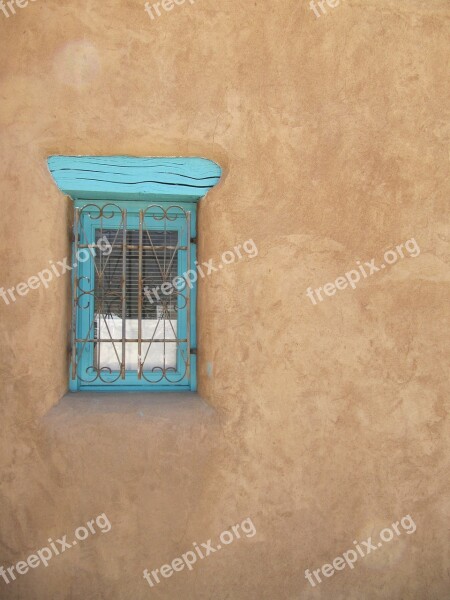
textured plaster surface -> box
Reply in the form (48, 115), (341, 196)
(0, 0), (449, 598)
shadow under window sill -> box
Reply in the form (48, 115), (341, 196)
(42, 391), (217, 428)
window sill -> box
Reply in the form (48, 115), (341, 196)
(42, 391), (217, 429)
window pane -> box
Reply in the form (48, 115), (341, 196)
(94, 228), (179, 372)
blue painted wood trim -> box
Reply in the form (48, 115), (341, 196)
(71, 206), (194, 392)
(47, 156), (222, 202)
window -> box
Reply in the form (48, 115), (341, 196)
(72, 202), (193, 390)
(47, 156), (222, 393)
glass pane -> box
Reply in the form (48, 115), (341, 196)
(93, 228), (179, 372)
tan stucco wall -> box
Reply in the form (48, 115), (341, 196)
(0, 0), (449, 598)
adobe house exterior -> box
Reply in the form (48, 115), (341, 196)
(0, 0), (448, 598)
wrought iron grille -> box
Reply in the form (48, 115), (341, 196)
(71, 203), (192, 388)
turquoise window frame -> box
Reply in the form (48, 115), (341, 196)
(72, 200), (196, 392)
(47, 156), (222, 394)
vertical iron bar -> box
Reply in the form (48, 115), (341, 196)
(163, 210), (167, 373)
(97, 209), (103, 371)
(96, 212), (102, 372)
(71, 208), (80, 379)
(186, 210), (191, 380)
(121, 210), (127, 379)
(138, 210), (143, 379)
